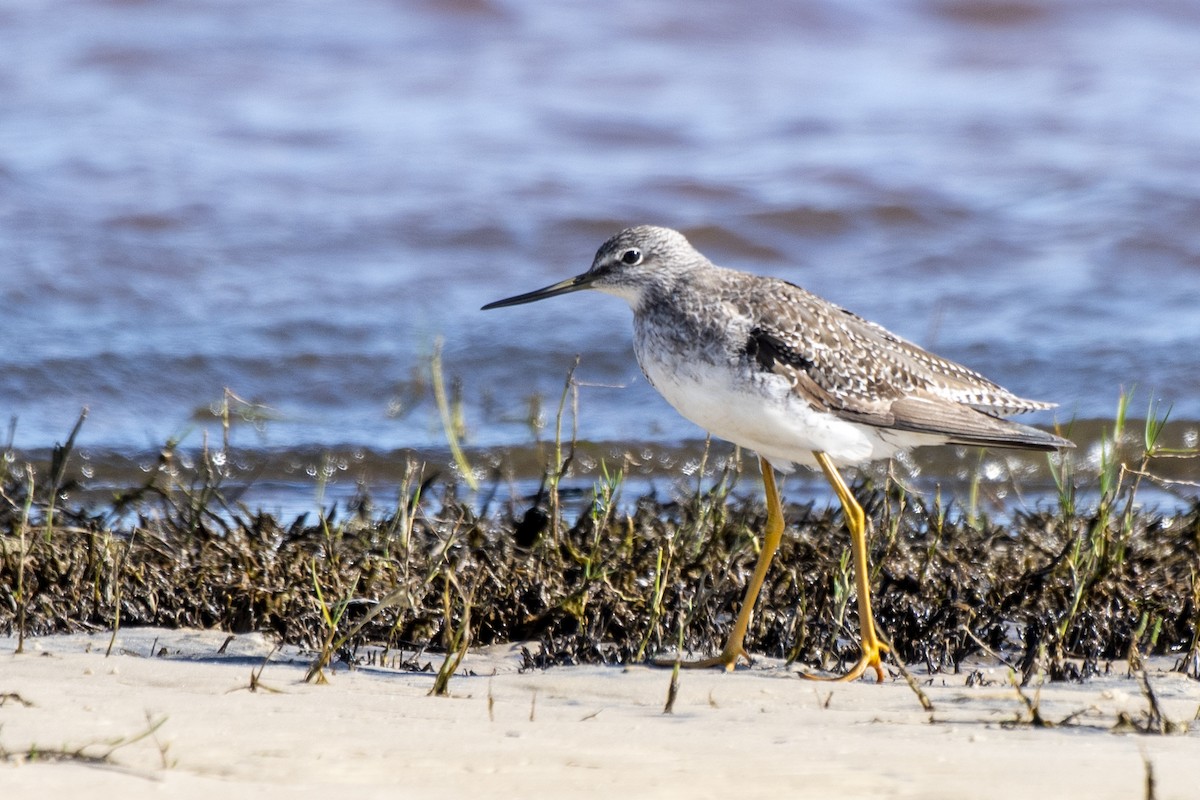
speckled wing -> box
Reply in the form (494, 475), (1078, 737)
(738, 278), (1070, 451)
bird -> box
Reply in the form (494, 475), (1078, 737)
(482, 225), (1073, 681)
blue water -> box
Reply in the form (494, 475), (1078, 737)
(2, 0), (1199, 497)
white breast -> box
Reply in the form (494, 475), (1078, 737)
(637, 351), (942, 472)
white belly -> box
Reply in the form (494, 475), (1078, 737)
(639, 354), (941, 472)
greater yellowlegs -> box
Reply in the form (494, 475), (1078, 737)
(483, 225), (1073, 681)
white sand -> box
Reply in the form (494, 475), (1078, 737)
(2, 628), (1197, 798)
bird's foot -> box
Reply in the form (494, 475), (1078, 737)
(800, 640), (889, 683)
(652, 643), (751, 672)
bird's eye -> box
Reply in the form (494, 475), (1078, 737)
(620, 248), (643, 266)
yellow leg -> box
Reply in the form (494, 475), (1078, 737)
(657, 456), (785, 671)
(801, 451), (889, 682)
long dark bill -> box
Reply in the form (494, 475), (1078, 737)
(481, 273), (595, 310)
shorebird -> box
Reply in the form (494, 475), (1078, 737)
(482, 225), (1072, 681)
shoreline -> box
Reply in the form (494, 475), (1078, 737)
(2, 628), (1197, 798)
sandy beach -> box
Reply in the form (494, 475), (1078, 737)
(1, 628), (1196, 798)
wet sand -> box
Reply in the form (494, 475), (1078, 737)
(2, 628), (1196, 798)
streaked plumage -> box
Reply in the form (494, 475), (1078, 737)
(484, 224), (1072, 680)
(488, 225), (1068, 469)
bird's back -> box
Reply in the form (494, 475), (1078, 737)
(634, 262), (1069, 456)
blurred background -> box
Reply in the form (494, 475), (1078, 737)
(2, 0), (1198, 508)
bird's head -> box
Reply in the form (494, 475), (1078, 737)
(481, 226), (703, 312)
